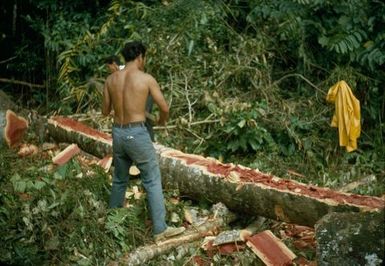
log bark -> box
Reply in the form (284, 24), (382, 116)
(47, 116), (385, 226)
(212, 217), (266, 246)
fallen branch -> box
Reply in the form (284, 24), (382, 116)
(0, 56), (17, 64)
(110, 203), (235, 266)
(338, 175), (377, 193)
(272, 73), (325, 96)
(153, 119), (221, 130)
(0, 78), (45, 88)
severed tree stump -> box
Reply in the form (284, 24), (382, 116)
(0, 110), (28, 148)
(47, 116), (385, 226)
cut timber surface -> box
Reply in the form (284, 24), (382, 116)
(0, 110), (28, 147)
(98, 155), (113, 172)
(247, 230), (296, 266)
(47, 116), (385, 226)
(52, 143), (80, 165)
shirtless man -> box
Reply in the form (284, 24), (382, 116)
(102, 41), (184, 242)
(104, 54), (155, 141)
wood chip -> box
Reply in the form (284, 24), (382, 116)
(129, 165), (140, 176)
(98, 155), (113, 172)
(246, 230), (296, 266)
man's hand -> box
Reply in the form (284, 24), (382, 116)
(157, 110), (169, 126)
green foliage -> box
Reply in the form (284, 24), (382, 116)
(4, 0), (381, 192)
(0, 147), (148, 265)
(205, 100), (277, 158)
(24, 0), (382, 144)
(105, 206), (146, 253)
(55, 0), (153, 112)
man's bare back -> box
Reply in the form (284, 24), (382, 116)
(102, 60), (169, 125)
(104, 41), (185, 239)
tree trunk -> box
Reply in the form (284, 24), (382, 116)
(47, 116), (385, 226)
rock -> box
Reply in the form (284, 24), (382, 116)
(315, 211), (384, 266)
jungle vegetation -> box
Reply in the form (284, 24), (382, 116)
(0, 0), (384, 264)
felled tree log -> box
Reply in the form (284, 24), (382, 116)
(47, 116), (112, 156)
(47, 116), (385, 226)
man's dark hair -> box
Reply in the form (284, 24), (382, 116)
(104, 55), (121, 65)
(121, 41), (146, 62)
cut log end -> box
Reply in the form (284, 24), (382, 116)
(4, 110), (28, 147)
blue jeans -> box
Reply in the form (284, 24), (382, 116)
(109, 125), (167, 235)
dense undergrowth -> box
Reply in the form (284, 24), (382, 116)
(0, 145), (139, 264)
(53, 0), (385, 194)
(0, 142), (201, 265)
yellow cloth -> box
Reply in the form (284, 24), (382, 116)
(326, 80), (361, 152)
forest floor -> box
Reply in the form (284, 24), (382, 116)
(0, 116), (322, 266)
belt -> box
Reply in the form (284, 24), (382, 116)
(113, 121), (146, 128)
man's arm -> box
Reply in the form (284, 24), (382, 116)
(148, 75), (169, 125)
(102, 80), (112, 116)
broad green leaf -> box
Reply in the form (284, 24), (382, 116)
(54, 164), (69, 179)
(318, 36), (329, 47)
(188, 40), (194, 56)
(11, 174), (26, 193)
(249, 139), (260, 151)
